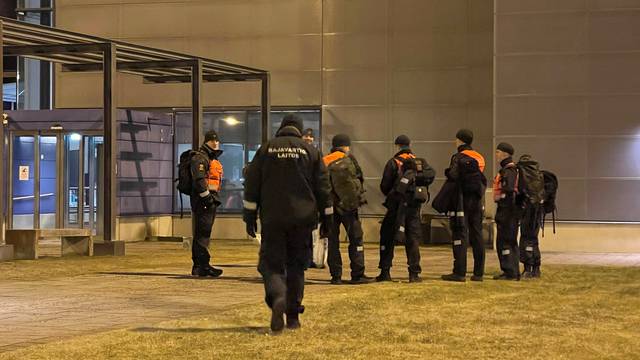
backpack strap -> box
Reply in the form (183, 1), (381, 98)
(179, 193), (184, 219)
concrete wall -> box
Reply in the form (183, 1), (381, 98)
(494, 0), (640, 222)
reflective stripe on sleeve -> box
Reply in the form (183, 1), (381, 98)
(243, 200), (258, 210)
(324, 207), (334, 216)
(453, 240), (462, 246)
(502, 249), (511, 255)
(199, 190), (210, 198)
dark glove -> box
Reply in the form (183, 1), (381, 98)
(243, 210), (258, 238)
(202, 194), (216, 209)
(319, 212), (334, 239)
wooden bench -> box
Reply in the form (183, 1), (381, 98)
(5, 228), (93, 260)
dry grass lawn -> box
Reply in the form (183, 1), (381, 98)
(1, 260), (639, 359)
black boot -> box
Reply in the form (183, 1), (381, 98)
(270, 298), (286, 334)
(409, 272), (423, 283)
(532, 265), (541, 278)
(350, 275), (374, 284)
(522, 265), (534, 279)
(376, 269), (392, 282)
(442, 273), (466, 282)
(330, 276), (343, 285)
(286, 313), (301, 330)
(493, 273), (519, 281)
(204, 265), (223, 278)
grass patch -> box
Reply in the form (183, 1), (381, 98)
(2, 264), (639, 359)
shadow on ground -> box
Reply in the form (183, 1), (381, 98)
(133, 326), (270, 335)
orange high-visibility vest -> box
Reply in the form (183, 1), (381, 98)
(323, 151), (346, 167)
(493, 163), (518, 202)
(461, 150), (485, 173)
(208, 159), (223, 192)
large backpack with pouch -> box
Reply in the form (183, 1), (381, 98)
(327, 155), (364, 212)
(395, 156), (436, 204)
(516, 155), (545, 206)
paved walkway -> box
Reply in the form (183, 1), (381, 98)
(0, 241), (638, 352)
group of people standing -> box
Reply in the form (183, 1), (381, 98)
(184, 114), (546, 333)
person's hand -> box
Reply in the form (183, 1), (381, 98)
(243, 210), (258, 238)
(319, 213), (334, 238)
(203, 194), (216, 209)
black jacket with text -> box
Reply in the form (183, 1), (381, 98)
(244, 126), (332, 228)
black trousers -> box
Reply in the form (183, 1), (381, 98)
(449, 194), (485, 277)
(191, 199), (217, 267)
(378, 205), (422, 274)
(520, 204), (542, 267)
(258, 224), (312, 317)
(328, 210), (365, 279)
(495, 206), (520, 278)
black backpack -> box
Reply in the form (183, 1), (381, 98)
(175, 150), (203, 217)
(517, 155), (545, 205)
(541, 170), (559, 234)
(395, 156), (436, 204)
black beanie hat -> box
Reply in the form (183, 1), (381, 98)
(332, 134), (351, 148)
(303, 128), (314, 137)
(204, 130), (219, 143)
(456, 128), (473, 145)
(395, 135), (411, 146)
(280, 114), (303, 133)
(497, 142), (515, 156)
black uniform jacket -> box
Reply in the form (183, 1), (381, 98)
(244, 126), (332, 228)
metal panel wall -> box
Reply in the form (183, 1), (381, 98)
(495, 0), (640, 221)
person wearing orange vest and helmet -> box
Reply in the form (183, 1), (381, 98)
(441, 129), (488, 282)
(377, 135), (423, 283)
(323, 134), (372, 285)
(190, 130), (224, 278)
(493, 142), (521, 281)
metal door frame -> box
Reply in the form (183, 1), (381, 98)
(6, 129), (102, 230)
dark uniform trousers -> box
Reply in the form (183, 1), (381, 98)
(191, 196), (217, 267)
(449, 194), (485, 277)
(495, 206), (520, 278)
(258, 224), (312, 317)
(520, 204), (542, 267)
(378, 205), (422, 274)
(327, 210), (365, 279)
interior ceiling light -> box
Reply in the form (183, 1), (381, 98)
(223, 116), (241, 126)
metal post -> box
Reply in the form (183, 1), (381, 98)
(102, 43), (117, 242)
(0, 20), (4, 244)
(260, 73), (271, 143)
(191, 59), (202, 149)
(33, 135), (40, 229)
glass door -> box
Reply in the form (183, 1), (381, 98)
(8, 132), (103, 233)
(63, 133), (83, 228)
(83, 136), (104, 236)
(11, 135), (36, 229)
(38, 135), (58, 229)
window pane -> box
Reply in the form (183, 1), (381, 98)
(174, 109), (321, 214)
